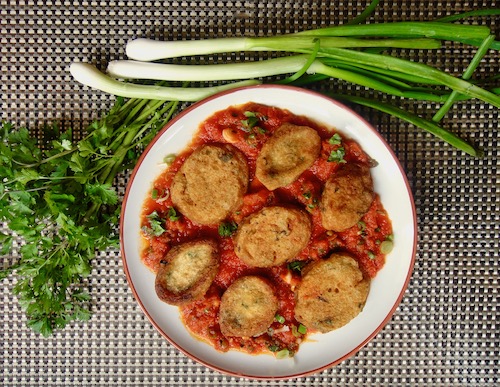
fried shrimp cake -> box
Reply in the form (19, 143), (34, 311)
(256, 123), (321, 190)
(234, 206), (311, 268)
(320, 163), (374, 232)
(219, 276), (278, 338)
(155, 240), (219, 305)
(171, 143), (249, 225)
(294, 253), (370, 333)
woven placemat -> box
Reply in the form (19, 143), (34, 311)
(1, 1), (498, 386)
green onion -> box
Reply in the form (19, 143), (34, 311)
(433, 35), (496, 122)
(70, 12), (499, 157)
(276, 348), (290, 359)
(329, 93), (481, 157)
(125, 36), (441, 61)
(310, 49), (500, 108)
(108, 55), (311, 82)
(163, 154), (177, 165)
(298, 324), (307, 335)
(70, 62), (260, 101)
(347, 0), (380, 25)
(380, 240), (394, 254)
(434, 9), (500, 23)
(277, 39), (321, 84)
(275, 314), (285, 324)
(295, 21), (491, 46)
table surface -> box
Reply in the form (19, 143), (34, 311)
(1, 1), (498, 386)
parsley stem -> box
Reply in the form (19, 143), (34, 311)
(11, 147), (76, 168)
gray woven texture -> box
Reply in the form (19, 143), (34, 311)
(1, 0), (498, 385)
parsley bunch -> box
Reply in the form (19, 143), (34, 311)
(0, 97), (178, 336)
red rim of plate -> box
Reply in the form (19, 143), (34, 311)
(119, 84), (418, 380)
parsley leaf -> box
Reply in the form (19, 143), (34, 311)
(328, 133), (342, 145)
(0, 97), (178, 336)
(144, 211), (166, 236)
(328, 147), (347, 163)
(167, 206), (180, 221)
(218, 221), (238, 237)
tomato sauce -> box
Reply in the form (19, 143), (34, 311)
(140, 102), (393, 356)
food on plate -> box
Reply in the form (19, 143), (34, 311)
(320, 163), (374, 232)
(170, 143), (249, 225)
(155, 239), (219, 305)
(219, 276), (279, 338)
(256, 123), (322, 190)
(140, 102), (393, 357)
(294, 252), (371, 333)
(234, 205), (311, 267)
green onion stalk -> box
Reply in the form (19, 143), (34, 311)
(70, 14), (500, 157)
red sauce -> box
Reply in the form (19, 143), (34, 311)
(140, 102), (393, 356)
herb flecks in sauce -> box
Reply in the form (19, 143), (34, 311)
(140, 102), (393, 356)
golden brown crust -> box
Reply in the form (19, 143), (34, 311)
(294, 253), (371, 333)
(320, 163), (374, 232)
(155, 239), (219, 305)
(234, 205), (312, 268)
(219, 276), (278, 338)
(256, 123), (321, 190)
(171, 143), (249, 225)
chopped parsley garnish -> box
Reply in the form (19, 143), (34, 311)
(357, 220), (367, 235)
(288, 261), (307, 272)
(144, 211), (166, 236)
(328, 133), (342, 145)
(307, 197), (319, 209)
(328, 147), (346, 163)
(167, 206), (180, 221)
(218, 221), (238, 237)
(241, 111), (260, 131)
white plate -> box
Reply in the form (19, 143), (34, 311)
(120, 85), (417, 379)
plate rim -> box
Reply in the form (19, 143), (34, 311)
(119, 84), (418, 380)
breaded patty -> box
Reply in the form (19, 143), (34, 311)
(155, 239), (219, 305)
(256, 123), (321, 190)
(234, 205), (311, 268)
(219, 276), (278, 338)
(294, 253), (370, 333)
(171, 143), (249, 225)
(320, 163), (374, 232)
